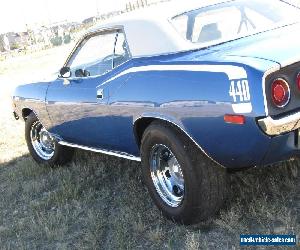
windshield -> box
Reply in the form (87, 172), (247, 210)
(171, 0), (300, 45)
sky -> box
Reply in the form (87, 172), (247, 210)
(0, 0), (131, 33)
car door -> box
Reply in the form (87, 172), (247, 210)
(46, 29), (131, 149)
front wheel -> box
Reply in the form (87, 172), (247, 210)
(141, 121), (228, 224)
(25, 113), (74, 166)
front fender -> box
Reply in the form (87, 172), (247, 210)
(12, 82), (52, 129)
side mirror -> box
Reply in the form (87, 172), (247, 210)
(59, 67), (71, 78)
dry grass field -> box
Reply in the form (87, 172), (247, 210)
(0, 46), (299, 249)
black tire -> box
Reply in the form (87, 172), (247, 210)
(25, 113), (74, 166)
(141, 121), (228, 224)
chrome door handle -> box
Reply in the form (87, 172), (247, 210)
(97, 89), (104, 99)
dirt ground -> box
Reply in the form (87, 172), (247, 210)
(0, 45), (299, 249)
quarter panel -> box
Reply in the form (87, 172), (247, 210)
(109, 61), (271, 167)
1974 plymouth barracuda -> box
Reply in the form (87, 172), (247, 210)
(12, 0), (300, 224)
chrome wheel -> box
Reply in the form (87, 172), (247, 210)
(150, 144), (184, 207)
(30, 121), (55, 160)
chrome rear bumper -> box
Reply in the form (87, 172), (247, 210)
(258, 111), (300, 136)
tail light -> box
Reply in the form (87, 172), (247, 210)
(271, 78), (290, 108)
(296, 73), (300, 91)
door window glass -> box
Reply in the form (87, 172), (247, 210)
(68, 32), (117, 77)
(113, 32), (130, 68)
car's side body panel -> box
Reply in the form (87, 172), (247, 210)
(12, 10), (300, 169)
(14, 48), (273, 169)
(13, 82), (52, 128)
(104, 57), (273, 168)
(45, 68), (136, 152)
(12, 44), (286, 169)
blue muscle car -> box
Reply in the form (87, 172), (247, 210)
(12, 0), (300, 224)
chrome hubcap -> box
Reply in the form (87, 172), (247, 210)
(150, 144), (184, 207)
(30, 121), (55, 160)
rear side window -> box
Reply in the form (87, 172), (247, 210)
(171, 0), (300, 46)
(171, 15), (189, 39)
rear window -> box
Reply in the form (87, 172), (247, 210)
(171, 0), (300, 45)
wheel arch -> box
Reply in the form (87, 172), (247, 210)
(134, 117), (156, 149)
(22, 107), (34, 120)
(133, 115), (224, 168)
(21, 107), (39, 121)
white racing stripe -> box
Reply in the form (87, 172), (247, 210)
(232, 103), (253, 113)
(97, 64), (252, 114)
(97, 64), (248, 87)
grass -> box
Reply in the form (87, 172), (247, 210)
(0, 44), (299, 249)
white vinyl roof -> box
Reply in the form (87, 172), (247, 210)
(89, 0), (229, 57)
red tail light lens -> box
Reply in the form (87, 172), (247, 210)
(296, 73), (300, 91)
(271, 78), (290, 108)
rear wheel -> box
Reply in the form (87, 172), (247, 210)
(25, 113), (74, 166)
(149, 144), (185, 208)
(141, 121), (228, 224)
